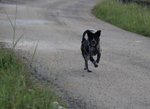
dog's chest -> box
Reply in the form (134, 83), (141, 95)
(89, 46), (97, 56)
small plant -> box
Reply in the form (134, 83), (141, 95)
(4, 4), (38, 64)
(4, 4), (24, 49)
(30, 41), (39, 65)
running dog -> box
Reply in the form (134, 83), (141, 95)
(81, 29), (102, 72)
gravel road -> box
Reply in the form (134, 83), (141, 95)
(0, 0), (150, 109)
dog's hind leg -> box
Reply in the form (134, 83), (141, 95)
(90, 56), (98, 68)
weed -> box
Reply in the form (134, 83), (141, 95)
(4, 4), (24, 49)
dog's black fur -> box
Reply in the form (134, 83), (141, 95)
(81, 29), (101, 72)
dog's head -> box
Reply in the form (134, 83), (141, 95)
(87, 30), (101, 47)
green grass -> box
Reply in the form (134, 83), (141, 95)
(0, 49), (66, 109)
(93, 0), (150, 37)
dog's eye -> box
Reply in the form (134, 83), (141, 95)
(95, 36), (100, 39)
(88, 37), (93, 40)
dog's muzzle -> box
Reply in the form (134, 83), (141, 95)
(91, 40), (96, 46)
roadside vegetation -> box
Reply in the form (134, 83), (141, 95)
(0, 5), (66, 109)
(0, 49), (66, 109)
(93, 0), (150, 37)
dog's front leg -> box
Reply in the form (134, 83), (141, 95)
(90, 56), (98, 68)
(96, 52), (101, 63)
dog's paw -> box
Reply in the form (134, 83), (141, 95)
(94, 64), (98, 68)
(84, 68), (87, 70)
(94, 62), (98, 68)
(87, 70), (92, 72)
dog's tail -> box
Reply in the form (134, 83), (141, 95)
(82, 30), (90, 42)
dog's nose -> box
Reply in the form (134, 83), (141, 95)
(92, 40), (96, 44)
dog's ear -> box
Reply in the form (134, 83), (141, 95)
(84, 30), (93, 40)
(87, 31), (94, 39)
(95, 30), (101, 37)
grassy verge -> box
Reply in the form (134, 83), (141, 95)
(93, 0), (150, 37)
(0, 49), (66, 109)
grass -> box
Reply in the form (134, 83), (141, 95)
(1, 4), (67, 109)
(0, 49), (66, 109)
(93, 0), (150, 37)
(1, 3), (67, 109)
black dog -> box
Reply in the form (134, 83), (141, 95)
(81, 29), (101, 72)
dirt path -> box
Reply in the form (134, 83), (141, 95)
(1, 0), (150, 109)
